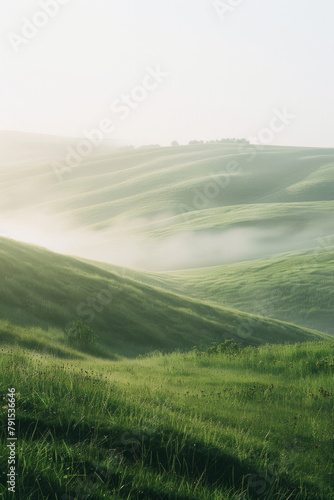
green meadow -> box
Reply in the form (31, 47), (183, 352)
(1, 139), (334, 498)
(0, 340), (333, 499)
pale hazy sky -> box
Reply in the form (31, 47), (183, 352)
(1, 0), (333, 147)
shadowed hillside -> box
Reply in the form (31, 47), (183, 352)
(95, 247), (334, 336)
(0, 237), (328, 357)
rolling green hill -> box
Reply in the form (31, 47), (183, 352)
(96, 247), (334, 336)
(0, 237), (327, 357)
(1, 140), (333, 269)
(1, 138), (334, 500)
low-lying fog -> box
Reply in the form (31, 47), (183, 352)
(1, 213), (333, 271)
(1, 133), (333, 272)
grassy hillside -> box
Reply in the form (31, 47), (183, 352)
(98, 247), (334, 336)
(1, 138), (333, 499)
(0, 340), (333, 499)
(53, 145), (334, 230)
(1, 142), (333, 269)
(0, 237), (327, 357)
